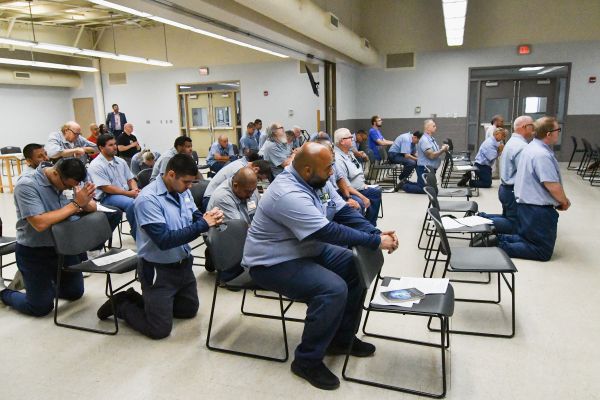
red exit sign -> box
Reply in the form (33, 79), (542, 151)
(517, 44), (532, 55)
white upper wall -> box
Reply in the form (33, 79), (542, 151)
(97, 60), (324, 151)
(356, 41), (600, 119)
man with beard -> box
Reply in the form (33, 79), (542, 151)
(242, 142), (398, 391)
(368, 115), (394, 161)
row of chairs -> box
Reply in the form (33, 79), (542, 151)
(568, 136), (600, 186)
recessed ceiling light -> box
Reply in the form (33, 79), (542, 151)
(519, 66), (544, 71)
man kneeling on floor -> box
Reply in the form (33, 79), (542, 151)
(97, 154), (223, 339)
(242, 142), (398, 390)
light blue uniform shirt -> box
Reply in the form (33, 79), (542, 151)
(242, 166), (345, 268)
(14, 166), (72, 247)
(514, 139), (561, 206)
(417, 133), (442, 169)
(328, 163), (346, 191)
(334, 146), (366, 190)
(207, 178), (260, 225)
(204, 158), (248, 198)
(134, 176), (198, 263)
(389, 132), (413, 155)
(88, 153), (134, 201)
(207, 142), (234, 167)
(239, 134), (259, 154)
(262, 140), (291, 176)
(474, 136), (501, 166)
(151, 147), (177, 181)
(46, 131), (97, 163)
(499, 133), (528, 185)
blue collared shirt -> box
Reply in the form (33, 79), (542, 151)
(474, 136), (501, 166)
(242, 166), (345, 268)
(368, 128), (384, 160)
(262, 140), (291, 176)
(417, 133), (442, 169)
(328, 163), (347, 191)
(239, 134), (259, 154)
(500, 133), (529, 185)
(334, 146), (366, 190)
(389, 132), (413, 155)
(46, 131), (97, 163)
(207, 142), (234, 166)
(207, 178), (260, 225)
(150, 147), (177, 181)
(514, 139), (562, 206)
(204, 158), (248, 198)
(134, 176), (198, 263)
(88, 153), (134, 201)
(14, 166), (73, 247)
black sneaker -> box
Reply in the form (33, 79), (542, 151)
(97, 291), (130, 320)
(326, 337), (376, 357)
(125, 287), (144, 307)
(291, 360), (340, 390)
(457, 174), (471, 187)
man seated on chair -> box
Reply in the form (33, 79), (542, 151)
(131, 149), (156, 176)
(387, 130), (423, 193)
(202, 153), (271, 212)
(88, 134), (139, 240)
(415, 119), (449, 193)
(150, 136), (193, 181)
(46, 121), (98, 164)
(333, 128), (382, 227)
(243, 142), (398, 391)
(21, 143), (50, 176)
(351, 129), (369, 161)
(458, 128), (506, 188)
(207, 135), (236, 174)
(0, 158), (103, 316)
(239, 122), (260, 156)
(97, 154), (223, 339)
(262, 123), (295, 177)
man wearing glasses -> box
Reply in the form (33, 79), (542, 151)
(478, 115), (535, 234)
(46, 121), (98, 163)
(334, 128), (382, 226)
(496, 116), (570, 261)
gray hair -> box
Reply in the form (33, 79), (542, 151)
(513, 115), (533, 131)
(268, 123), (281, 139)
(423, 119), (435, 130)
(333, 128), (351, 145)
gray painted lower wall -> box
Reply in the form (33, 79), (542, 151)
(334, 115), (600, 162)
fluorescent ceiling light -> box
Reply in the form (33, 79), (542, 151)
(447, 37), (464, 46)
(519, 66), (544, 71)
(442, 0), (467, 18)
(0, 57), (98, 72)
(444, 17), (465, 30)
(538, 66), (565, 75)
(88, 0), (289, 58)
(442, 0), (467, 47)
(179, 85), (191, 89)
(0, 36), (172, 67)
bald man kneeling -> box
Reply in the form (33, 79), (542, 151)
(242, 142), (398, 390)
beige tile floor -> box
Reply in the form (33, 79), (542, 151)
(1, 164), (599, 399)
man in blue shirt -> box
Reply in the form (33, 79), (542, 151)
(239, 122), (260, 156)
(151, 136), (193, 181)
(254, 118), (264, 147)
(46, 121), (98, 163)
(388, 130), (423, 192)
(497, 116), (570, 261)
(1, 158), (105, 316)
(243, 142), (398, 390)
(368, 115), (394, 160)
(88, 134), (139, 239)
(97, 154), (223, 339)
(207, 135), (236, 174)
(458, 128), (506, 188)
(262, 123), (294, 177)
(416, 119), (449, 192)
(478, 116), (534, 234)
(21, 143), (49, 177)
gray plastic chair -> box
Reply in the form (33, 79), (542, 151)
(51, 212), (138, 335)
(341, 245), (454, 398)
(0, 217), (17, 280)
(189, 180), (210, 268)
(136, 168), (152, 189)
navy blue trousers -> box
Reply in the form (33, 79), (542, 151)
(358, 187), (381, 226)
(249, 244), (361, 365)
(470, 163), (492, 188)
(480, 184), (518, 234)
(498, 204), (559, 261)
(388, 153), (416, 180)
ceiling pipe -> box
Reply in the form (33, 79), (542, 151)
(233, 0), (379, 66)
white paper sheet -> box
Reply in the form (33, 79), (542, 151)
(455, 165), (475, 171)
(97, 204), (118, 213)
(370, 277), (449, 308)
(455, 215), (493, 227)
(442, 216), (465, 230)
(91, 249), (137, 266)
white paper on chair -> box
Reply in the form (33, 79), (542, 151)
(442, 216), (464, 230)
(97, 204), (118, 213)
(91, 249), (137, 266)
(455, 215), (493, 227)
(454, 165), (474, 171)
(370, 277), (449, 308)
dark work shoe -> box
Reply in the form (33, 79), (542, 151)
(457, 173), (471, 187)
(291, 360), (340, 390)
(125, 287), (144, 307)
(97, 291), (130, 320)
(326, 337), (376, 357)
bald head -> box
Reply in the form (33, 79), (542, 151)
(218, 135), (229, 148)
(293, 142), (333, 189)
(61, 121), (82, 142)
(232, 167), (258, 200)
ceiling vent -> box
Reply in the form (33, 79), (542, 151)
(386, 52), (415, 69)
(109, 72), (127, 85)
(13, 71), (31, 79)
(327, 12), (339, 30)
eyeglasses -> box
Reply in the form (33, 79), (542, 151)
(525, 124), (534, 128)
(341, 136), (353, 141)
(276, 126), (284, 130)
(66, 128), (81, 135)
(548, 127), (562, 134)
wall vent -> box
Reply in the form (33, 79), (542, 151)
(109, 72), (127, 85)
(327, 12), (339, 29)
(386, 52), (415, 69)
(14, 71), (31, 79)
